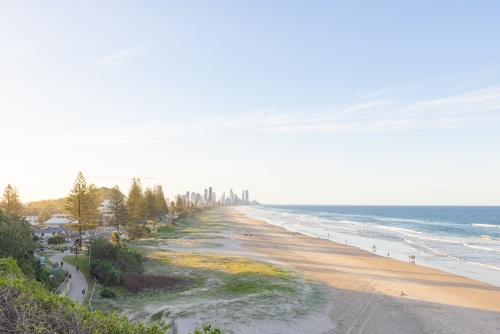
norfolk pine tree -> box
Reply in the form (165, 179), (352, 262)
(154, 186), (169, 219)
(144, 187), (157, 221)
(127, 178), (145, 223)
(86, 183), (100, 226)
(0, 184), (24, 217)
(65, 172), (98, 248)
(109, 185), (128, 231)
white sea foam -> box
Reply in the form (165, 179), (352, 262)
(472, 223), (500, 228)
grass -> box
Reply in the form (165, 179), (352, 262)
(88, 208), (331, 330)
(149, 251), (290, 278)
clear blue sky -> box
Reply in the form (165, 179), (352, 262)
(1, 1), (500, 204)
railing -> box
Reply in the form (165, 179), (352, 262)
(88, 275), (97, 311)
(54, 271), (71, 296)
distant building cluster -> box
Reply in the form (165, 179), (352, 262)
(167, 187), (259, 206)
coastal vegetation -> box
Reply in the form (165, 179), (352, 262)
(90, 209), (329, 332)
(0, 257), (169, 333)
(0, 184), (24, 217)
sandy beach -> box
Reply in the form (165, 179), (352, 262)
(93, 206), (500, 333)
(224, 206), (500, 333)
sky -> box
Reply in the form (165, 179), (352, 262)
(1, 1), (500, 205)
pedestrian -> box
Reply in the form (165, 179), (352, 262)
(76, 266), (79, 273)
(388, 252), (390, 257)
(61, 261), (63, 267)
(82, 289), (85, 297)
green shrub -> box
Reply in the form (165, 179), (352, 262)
(0, 258), (169, 333)
(190, 325), (222, 334)
(106, 267), (120, 286)
(48, 235), (65, 245)
(99, 287), (117, 299)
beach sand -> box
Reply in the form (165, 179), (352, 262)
(221, 206), (500, 334)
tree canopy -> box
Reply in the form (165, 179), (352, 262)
(0, 184), (23, 217)
(109, 185), (128, 230)
(127, 178), (144, 223)
(65, 172), (98, 247)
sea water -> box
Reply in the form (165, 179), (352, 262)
(235, 205), (500, 287)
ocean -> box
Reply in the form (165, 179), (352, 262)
(235, 205), (500, 287)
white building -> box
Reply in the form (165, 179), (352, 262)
(23, 211), (39, 225)
(44, 217), (72, 228)
(51, 213), (71, 219)
(35, 227), (69, 243)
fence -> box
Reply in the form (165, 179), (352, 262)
(54, 272), (70, 296)
(88, 275), (97, 312)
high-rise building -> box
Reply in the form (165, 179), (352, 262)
(204, 189), (207, 202)
(186, 191), (189, 203)
(213, 192), (216, 204)
(245, 190), (249, 204)
(196, 193), (201, 201)
(230, 189), (234, 203)
(208, 187), (213, 203)
(191, 192), (196, 202)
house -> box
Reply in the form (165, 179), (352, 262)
(23, 211), (39, 225)
(51, 213), (71, 219)
(34, 227), (69, 243)
(44, 217), (72, 228)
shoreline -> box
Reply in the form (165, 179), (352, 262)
(235, 205), (500, 288)
(225, 206), (500, 333)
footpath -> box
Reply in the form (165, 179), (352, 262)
(49, 252), (88, 303)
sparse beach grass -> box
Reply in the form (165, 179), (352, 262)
(89, 209), (331, 332)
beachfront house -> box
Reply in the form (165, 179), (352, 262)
(23, 211), (39, 225)
(34, 227), (70, 243)
(44, 217), (72, 228)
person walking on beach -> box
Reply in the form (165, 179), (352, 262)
(387, 252), (390, 257)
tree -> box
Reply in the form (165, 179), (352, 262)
(175, 196), (184, 212)
(144, 187), (157, 220)
(0, 210), (37, 277)
(154, 186), (169, 219)
(86, 183), (100, 226)
(48, 235), (65, 245)
(127, 178), (144, 223)
(37, 209), (51, 224)
(109, 186), (128, 231)
(0, 184), (23, 217)
(65, 172), (97, 249)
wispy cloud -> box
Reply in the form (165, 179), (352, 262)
(8, 86), (500, 147)
(95, 46), (141, 66)
(88, 175), (117, 179)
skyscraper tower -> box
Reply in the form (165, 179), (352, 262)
(209, 187), (213, 203)
(230, 189), (234, 204)
(242, 191), (245, 204)
(204, 189), (207, 202)
(186, 191), (190, 203)
(245, 190), (249, 204)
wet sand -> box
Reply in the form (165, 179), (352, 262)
(226, 207), (500, 334)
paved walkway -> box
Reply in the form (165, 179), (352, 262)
(49, 252), (88, 303)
